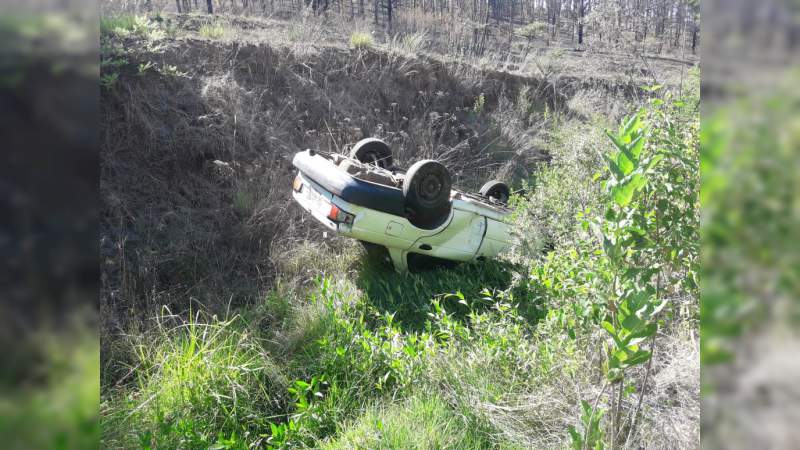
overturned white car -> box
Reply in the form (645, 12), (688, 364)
(291, 138), (513, 272)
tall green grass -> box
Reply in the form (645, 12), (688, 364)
(100, 14), (138, 35)
(322, 393), (514, 449)
(102, 270), (576, 448)
(102, 312), (286, 449)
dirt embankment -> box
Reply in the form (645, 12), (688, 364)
(100, 34), (643, 338)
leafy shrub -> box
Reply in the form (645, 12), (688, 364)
(517, 22), (548, 40)
(522, 92), (699, 448)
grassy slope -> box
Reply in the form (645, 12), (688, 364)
(101, 13), (699, 450)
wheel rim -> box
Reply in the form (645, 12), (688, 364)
(419, 174), (443, 201)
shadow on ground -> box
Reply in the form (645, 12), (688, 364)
(354, 253), (523, 330)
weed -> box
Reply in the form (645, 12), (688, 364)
(349, 32), (373, 50)
(472, 92), (486, 114)
(100, 72), (119, 88)
(356, 259), (518, 329)
(233, 189), (255, 216)
(137, 61), (154, 75)
(199, 22), (226, 40)
(159, 64), (188, 77)
(100, 14), (138, 36)
(100, 14), (152, 38)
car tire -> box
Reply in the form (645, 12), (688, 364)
(479, 180), (510, 204)
(350, 138), (393, 169)
(403, 159), (452, 229)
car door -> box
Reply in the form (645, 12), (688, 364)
(406, 208), (485, 261)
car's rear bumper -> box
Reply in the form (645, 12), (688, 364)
(292, 150), (406, 217)
(293, 172), (421, 249)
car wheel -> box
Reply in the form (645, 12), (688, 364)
(479, 180), (510, 204)
(403, 159), (452, 229)
(349, 138), (393, 169)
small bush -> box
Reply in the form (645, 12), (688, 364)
(350, 32), (373, 49)
(517, 21), (548, 39)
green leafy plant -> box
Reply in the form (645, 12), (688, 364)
(523, 91), (699, 448)
(100, 72), (119, 88)
(594, 109), (667, 383)
(569, 400), (606, 450)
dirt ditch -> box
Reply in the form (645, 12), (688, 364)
(100, 33), (643, 339)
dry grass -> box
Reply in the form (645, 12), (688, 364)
(639, 327), (701, 449)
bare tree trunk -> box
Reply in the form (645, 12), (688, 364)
(207, 0), (214, 13)
(176, 0), (183, 12)
(674, 3), (684, 47)
(387, 0), (392, 31)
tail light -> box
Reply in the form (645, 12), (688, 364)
(327, 204), (355, 224)
(292, 175), (303, 192)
